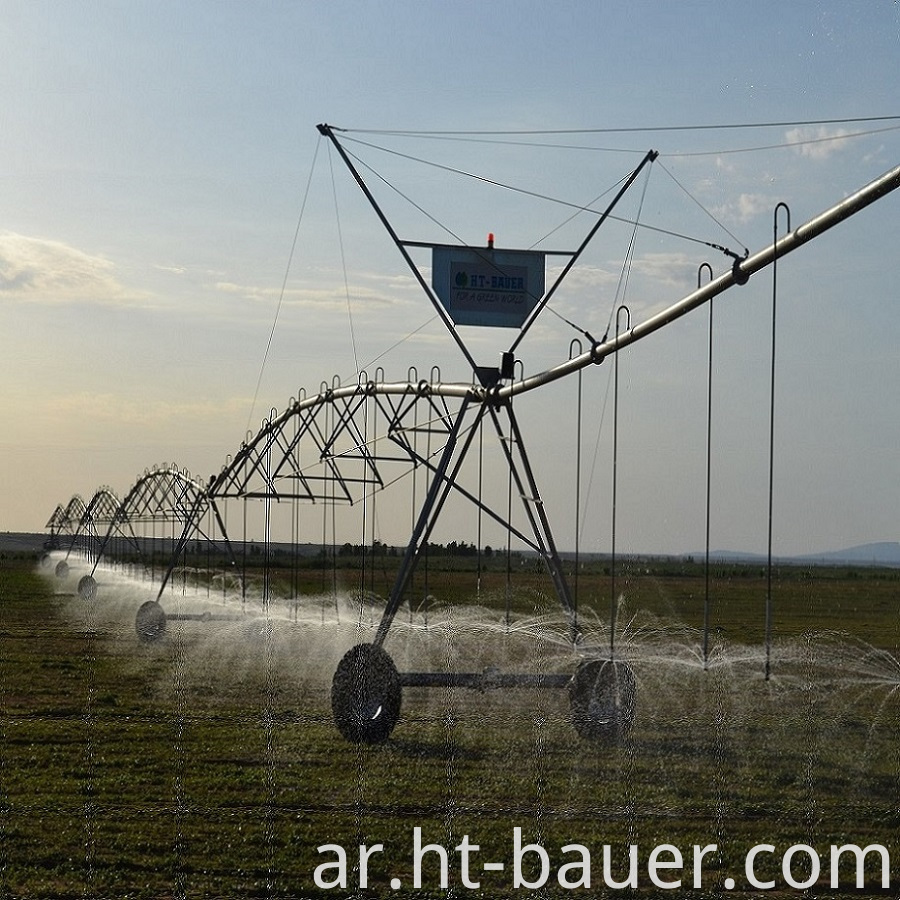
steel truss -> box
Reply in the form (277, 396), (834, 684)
(43, 495), (89, 576)
(44, 492), (120, 578)
(192, 375), (576, 618)
(207, 376), (577, 622)
(45, 495), (85, 545)
(317, 129), (900, 744)
(45, 134), (900, 744)
(60, 488), (121, 573)
(58, 467), (237, 608)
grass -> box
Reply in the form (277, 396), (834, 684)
(2, 553), (899, 897)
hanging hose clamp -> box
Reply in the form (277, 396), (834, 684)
(715, 244), (751, 286)
(732, 258), (749, 285)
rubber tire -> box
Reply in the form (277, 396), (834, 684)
(135, 600), (167, 644)
(569, 658), (636, 742)
(331, 643), (402, 744)
(78, 575), (97, 601)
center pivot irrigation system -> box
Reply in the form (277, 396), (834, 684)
(48, 123), (900, 744)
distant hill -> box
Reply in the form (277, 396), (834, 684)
(705, 542), (900, 567)
(792, 541), (900, 566)
(5, 531), (900, 568)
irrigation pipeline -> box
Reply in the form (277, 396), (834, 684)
(500, 161), (900, 400)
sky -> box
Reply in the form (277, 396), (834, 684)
(1, 0), (899, 558)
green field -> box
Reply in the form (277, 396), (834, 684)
(2, 553), (898, 897)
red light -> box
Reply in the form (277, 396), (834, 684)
(487, 232), (494, 249)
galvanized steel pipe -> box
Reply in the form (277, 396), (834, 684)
(499, 161), (900, 400)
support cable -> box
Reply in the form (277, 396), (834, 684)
(245, 138), (321, 433)
(317, 124), (479, 373)
(344, 115), (900, 137)
(355, 315), (439, 376)
(605, 180), (645, 657)
(579, 362), (614, 544)
(327, 142), (361, 379)
(511, 150), (658, 354)
(351, 135), (730, 255)
(346, 135), (717, 253)
(342, 146), (466, 246)
(341, 134), (607, 210)
(497, 162), (900, 401)
(344, 133), (748, 275)
(667, 123), (900, 158)
(369, 123), (900, 159)
(600, 159), (653, 350)
(543, 305), (599, 344)
(657, 160), (748, 256)
(564, 158), (647, 550)
(527, 178), (626, 250)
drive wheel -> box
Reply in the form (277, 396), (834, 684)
(569, 658), (636, 742)
(135, 600), (167, 643)
(331, 644), (402, 744)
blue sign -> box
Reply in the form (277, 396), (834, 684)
(432, 247), (545, 328)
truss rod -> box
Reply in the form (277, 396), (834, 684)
(487, 401), (578, 642)
(318, 123), (480, 372)
(390, 406), (555, 557)
(374, 396), (475, 646)
(508, 148), (658, 354)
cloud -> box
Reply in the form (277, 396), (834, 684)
(212, 269), (421, 312)
(56, 391), (250, 427)
(712, 192), (772, 225)
(785, 125), (854, 160)
(548, 263), (620, 295)
(862, 144), (886, 165)
(537, 255), (702, 331)
(736, 192), (772, 222)
(632, 251), (705, 289)
(0, 232), (151, 306)
(715, 156), (738, 175)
